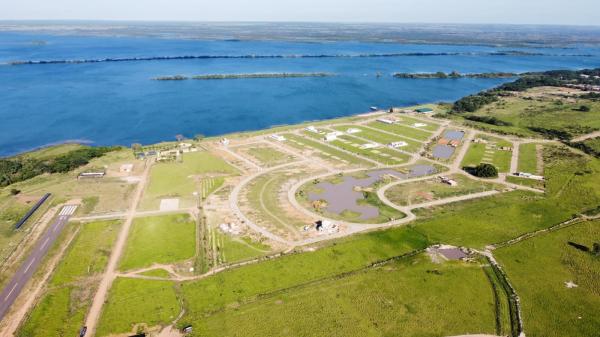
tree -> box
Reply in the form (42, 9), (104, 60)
(194, 134), (205, 142)
(175, 134), (185, 142)
(10, 188), (20, 195)
(131, 143), (142, 152)
(593, 243), (600, 257)
(465, 163), (498, 178)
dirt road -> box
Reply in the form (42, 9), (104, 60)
(83, 160), (152, 336)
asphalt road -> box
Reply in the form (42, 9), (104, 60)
(0, 205), (77, 323)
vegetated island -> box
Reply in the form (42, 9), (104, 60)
(393, 71), (519, 79)
(153, 72), (334, 81)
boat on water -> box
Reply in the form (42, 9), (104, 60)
(370, 106), (378, 111)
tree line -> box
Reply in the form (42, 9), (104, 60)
(0, 146), (119, 187)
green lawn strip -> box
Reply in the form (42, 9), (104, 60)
(367, 120), (433, 141)
(96, 278), (180, 336)
(281, 133), (373, 167)
(180, 227), (429, 318)
(494, 221), (600, 337)
(187, 255), (496, 337)
(482, 264), (513, 336)
(18, 220), (121, 337)
(200, 177), (224, 199)
(141, 151), (237, 210)
(218, 233), (269, 264)
(517, 143), (539, 173)
(119, 214), (196, 271)
(385, 174), (501, 206)
(330, 125), (422, 152)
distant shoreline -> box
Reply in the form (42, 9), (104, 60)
(393, 71), (519, 79)
(153, 72), (334, 81)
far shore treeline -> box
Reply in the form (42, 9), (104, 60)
(153, 72), (334, 81)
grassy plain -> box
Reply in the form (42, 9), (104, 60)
(461, 135), (513, 172)
(18, 220), (121, 337)
(119, 214), (196, 271)
(96, 278), (180, 336)
(456, 88), (600, 138)
(385, 174), (501, 206)
(216, 233), (270, 264)
(140, 151), (237, 210)
(237, 144), (295, 167)
(189, 255), (497, 337)
(495, 221), (600, 337)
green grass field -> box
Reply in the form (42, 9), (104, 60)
(238, 144), (296, 167)
(517, 143), (540, 174)
(457, 88), (600, 138)
(119, 214), (196, 271)
(180, 227), (428, 318)
(281, 133), (374, 167)
(18, 220), (121, 337)
(141, 151), (237, 210)
(330, 125), (422, 152)
(495, 221), (600, 337)
(96, 278), (180, 336)
(367, 120), (433, 141)
(385, 174), (501, 206)
(189, 255), (497, 337)
(461, 136), (513, 173)
(216, 233), (270, 264)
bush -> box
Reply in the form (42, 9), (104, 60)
(578, 105), (591, 112)
(10, 188), (21, 195)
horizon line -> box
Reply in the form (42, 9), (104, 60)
(0, 19), (599, 29)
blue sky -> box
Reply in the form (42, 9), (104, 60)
(2, 0), (598, 25)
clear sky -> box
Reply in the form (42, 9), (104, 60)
(2, 0), (598, 26)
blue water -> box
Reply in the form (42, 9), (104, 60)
(1, 32), (599, 156)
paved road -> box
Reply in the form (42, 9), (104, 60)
(0, 205), (77, 322)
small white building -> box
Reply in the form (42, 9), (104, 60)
(413, 123), (427, 128)
(346, 128), (362, 134)
(269, 134), (286, 142)
(315, 220), (338, 233)
(220, 138), (230, 146)
(377, 118), (396, 124)
(440, 176), (458, 186)
(219, 223), (242, 235)
(388, 141), (408, 149)
(305, 126), (320, 134)
(323, 131), (342, 142)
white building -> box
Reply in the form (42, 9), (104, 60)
(324, 132), (338, 142)
(413, 123), (427, 128)
(377, 118), (396, 124)
(220, 138), (230, 146)
(269, 134), (286, 142)
(440, 176), (458, 186)
(305, 126), (320, 134)
(388, 141), (408, 149)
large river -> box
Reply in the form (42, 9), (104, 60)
(1, 32), (599, 156)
